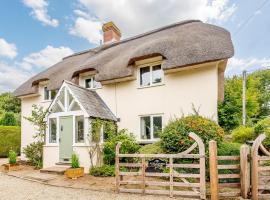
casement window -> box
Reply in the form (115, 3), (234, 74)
(85, 77), (102, 89)
(75, 116), (84, 143)
(140, 115), (162, 140)
(49, 118), (57, 143)
(44, 87), (57, 101)
(139, 64), (163, 87)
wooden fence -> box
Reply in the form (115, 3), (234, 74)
(115, 132), (206, 199)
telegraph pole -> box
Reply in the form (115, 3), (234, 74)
(242, 70), (247, 126)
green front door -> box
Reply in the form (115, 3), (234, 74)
(59, 116), (73, 162)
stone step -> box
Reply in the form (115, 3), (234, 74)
(40, 166), (69, 175)
(55, 162), (71, 166)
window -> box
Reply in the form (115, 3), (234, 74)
(44, 87), (57, 101)
(49, 118), (57, 143)
(139, 64), (163, 87)
(140, 115), (162, 140)
(85, 77), (101, 89)
(75, 116), (84, 143)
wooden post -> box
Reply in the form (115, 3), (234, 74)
(240, 144), (250, 199)
(141, 157), (146, 195)
(169, 157), (173, 198)
(209, 140), (219, 200)
(115, 142), (122, 193)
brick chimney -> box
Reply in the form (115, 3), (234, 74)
(102, 21), (121, 44)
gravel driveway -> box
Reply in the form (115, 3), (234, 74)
(0, 173), (189, 200)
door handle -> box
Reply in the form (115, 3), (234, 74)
(61, 125), (63, 131)
(59, 138), (61, 143)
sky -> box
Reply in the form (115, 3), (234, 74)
(0, 0), (270, 93)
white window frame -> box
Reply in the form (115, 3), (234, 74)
(48, 117), (57, 144)
(139, 114), (163, 142)
(138, 61), (164, 88)
(43, 87), (57, 101)
(84, 76), (102, 90)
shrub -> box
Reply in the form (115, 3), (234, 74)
(0, 112), (16, 126)
(89, 165), (115, 177)
(23, 141), (43, 168)
(139, 141), (164, 154)
(254, 118), (270, 148)
(218, 142), (241, 156)
(8, 150), (17, 164)
(103, 129), (141, 165)
(0, 126), (20, 157)
(231, 126), (255, 144)
(71, 153), (80, 168)
(160, 115), (224, 153)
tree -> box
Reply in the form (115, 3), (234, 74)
(0, 92), (21, 113)
(0, 112), (16, 126)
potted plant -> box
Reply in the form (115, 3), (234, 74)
(4, 150), (20, 171)
(65, 153), (84, 179)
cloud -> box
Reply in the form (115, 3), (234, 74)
(0, 38), (17, 59)
(20, 45), (74, 70)
(22, 0), (59, 27)
(70, 0), (237, 42)
(0, 45), (73, 93)
(226, 57), (270, 76)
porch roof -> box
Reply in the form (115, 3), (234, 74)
(65, 81), (117, 121)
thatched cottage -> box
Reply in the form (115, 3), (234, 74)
(14, 20), (234, 172)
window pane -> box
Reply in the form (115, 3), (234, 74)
(140, 67), (150, 86)
(85, 78), (92, 88)
(51, 90), (57, 100)
(44, 87), (49, 100)
(93, 78), (102, 88)
(51, 103), (63, 113)
(140, 116), (151, 139)
(70, 101), (81, 111)
(153, 116), (162, 139)
(59, 89), (65, 107)
(49, 118), (57, 143)
(67, 90), (74, 108)
(152, 65), (162, 84)
(75, 116), (84, 143)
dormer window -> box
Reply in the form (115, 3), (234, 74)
(139, 64), (163, 87)
(44, 87), (57, 101)
(85, 77), (101, 89)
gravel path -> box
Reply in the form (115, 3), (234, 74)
(0, 173), (189, 200)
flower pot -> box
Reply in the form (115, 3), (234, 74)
(3, 163), (20, 172)
(65, 167), (84, 179)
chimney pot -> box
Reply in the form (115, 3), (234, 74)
(102, 21), (121, 44)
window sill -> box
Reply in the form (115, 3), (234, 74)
(138, 139), (160, 144)
(86, 87), (102, 90)
(41, 100), (52, 103)
(44, 144), (58, 147)
(137, 83), (164, 89)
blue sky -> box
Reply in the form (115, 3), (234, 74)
(0, 0), (270, 93)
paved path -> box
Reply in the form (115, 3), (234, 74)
(0, 173), (187, 200)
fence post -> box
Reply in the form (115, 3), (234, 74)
(141, 156), (146, 195)
(240, 144), (250, 199)
(209, 140), (219, 200)
(169, 157), (173, 198)
(115, 142), (122, 193)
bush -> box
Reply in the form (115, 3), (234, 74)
(0, 126), (20, 157)
(23, 141), (43, 169)
(231, 126), (255, 143)
(160, 115), (224, 153)
(254, 118), (270, 148)
(71, 153), (80, 168)
(0, 112), (17, 126)
(218, 142), (241, 156)
(139, 141), (164, 154)
(8, 150), (17, 164)
(89, 165), (115, 177)
(103, 129), (141, 165)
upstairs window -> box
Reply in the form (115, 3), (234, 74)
(85, 77), (101, 89)
(44, 87), (57, 101)
(139, 64), (163, 87)
(140, 115), (162, 140)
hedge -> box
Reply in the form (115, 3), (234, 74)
(0, 126), (21, 157)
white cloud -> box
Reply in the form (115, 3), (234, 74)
(70, 0), (237, 42)
(0, 38), (17, 59)
(226, 57), (270, 76)
(23, 0), (59, 27)
(20, 45), (74, 70)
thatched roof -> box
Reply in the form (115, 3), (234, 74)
(14, 20), (234, 97)
(65, 81), (117, 121)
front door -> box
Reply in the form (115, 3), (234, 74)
(59, 116), (73, 162)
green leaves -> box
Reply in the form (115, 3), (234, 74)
(71, 153), (80, 168)
(8, 150), (17, 164)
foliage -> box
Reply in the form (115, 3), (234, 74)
(71, 153), (80, 168)
(8, 150), (17, 164)
(217, 142), (241, 156)
(23, 105), (48, 168)
(23, 141), (43, 168)
(231, 126), (255, 144)
(0, 112), (16, 126)
(0, 126), (20, 157)
(89, 165), (115, 177)
(103, 129), (141, 165)
(160, 115), (224, 154)
(139, 141), (164, 154)
(254, 118), (270, 148)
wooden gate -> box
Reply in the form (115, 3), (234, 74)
(115, 132), (206, 199)
(251, 134), (270, 200)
